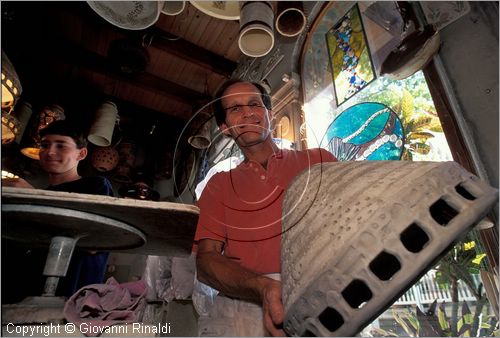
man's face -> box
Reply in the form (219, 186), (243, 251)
(39, 134), (87, 174)
(219, 82), (273, 148)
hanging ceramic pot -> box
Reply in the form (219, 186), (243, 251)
(91, 146), (119, 172)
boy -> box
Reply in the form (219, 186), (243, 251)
(3, 119), (114, 300)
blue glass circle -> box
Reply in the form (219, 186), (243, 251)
(323, 102), (404, 161)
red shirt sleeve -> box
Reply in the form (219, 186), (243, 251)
(194, 173), (227, 245)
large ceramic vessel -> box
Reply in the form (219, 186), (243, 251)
(281, 161), (498, 336)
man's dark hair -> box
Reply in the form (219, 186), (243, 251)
(39, 120), (88, 149)
(212, 79), (272, 126)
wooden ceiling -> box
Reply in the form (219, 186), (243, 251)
(2, 1), (242, 134)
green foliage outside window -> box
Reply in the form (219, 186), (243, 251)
(344, 71), (449, 161)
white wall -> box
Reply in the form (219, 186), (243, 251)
(436, 1), (499, 190)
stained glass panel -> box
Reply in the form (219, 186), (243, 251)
(325, 4), (376, 106)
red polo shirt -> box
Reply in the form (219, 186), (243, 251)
(194, 148), (336, 274)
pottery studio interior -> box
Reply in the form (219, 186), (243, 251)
(1, 1), (498, 337)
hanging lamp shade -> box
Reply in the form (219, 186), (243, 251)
(1, 110), (20, 145)
(88, 101), (118, 147)
(161, 1), (185, 16)
(2, 100), (32, 145)
(1, 50), (27, 144)
(1, 51), (22, 110)
(188, 113), (212, 149)
(189, 1), (240, 20)
(91, 146), (120, 172)
(87, 1), (162, 30)
(188, 122), (211, 149)
(238, 1), (275, 58)
(20, 104), (65, 160)
(275, 1), (306, 38)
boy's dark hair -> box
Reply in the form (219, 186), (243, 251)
(212, 79), (272, 126)
(39, 120), (88, 148)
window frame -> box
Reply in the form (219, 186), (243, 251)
(298, 0), (499, 330)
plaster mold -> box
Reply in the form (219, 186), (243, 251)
(281, 161), (498, 336)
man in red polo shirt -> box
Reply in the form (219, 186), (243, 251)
(194, 80), (337, 336)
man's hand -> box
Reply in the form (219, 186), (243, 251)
(2, 177), (34, 189)
(261, 278), (286, 336)
(197, 239), (286, 336)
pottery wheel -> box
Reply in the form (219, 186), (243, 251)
(2, 187), (200, 256)
(2, 204), (146, 250)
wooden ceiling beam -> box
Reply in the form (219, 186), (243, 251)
(61, 3), (237, 78)
(147, 27), (237, 78)
(53, 39), (211, 105)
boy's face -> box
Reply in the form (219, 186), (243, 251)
(39, 134), (87, 174)
(219, 82), (273, 148)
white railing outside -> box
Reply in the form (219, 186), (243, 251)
(394, 270), (481, 305)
